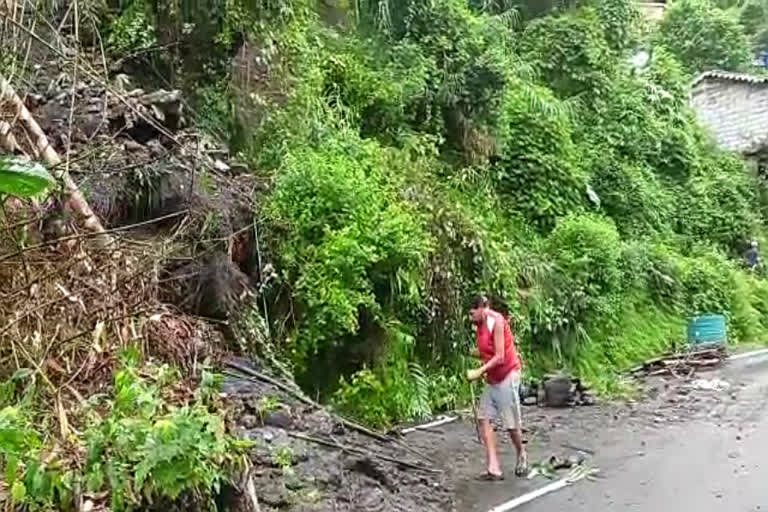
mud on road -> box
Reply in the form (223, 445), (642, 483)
(220, 353), (768, 512)
(405, 354), (768, 512)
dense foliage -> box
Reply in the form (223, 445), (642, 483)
(82, 0), (768, 428)
(0, 358), (246, 510)
(657, 0), (752, 74)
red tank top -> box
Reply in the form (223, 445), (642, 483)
(476, 310), (521, 384)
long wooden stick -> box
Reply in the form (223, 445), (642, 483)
(224, 361), (391, 441)
(287, 432), (441, 474)
(223, 362), (435, 462)
(470, 382), (482, 444)
(0, 75), (108, 239)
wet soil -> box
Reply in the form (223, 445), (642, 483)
(401, 356), (768, 512)
(221, 354), (766, 512)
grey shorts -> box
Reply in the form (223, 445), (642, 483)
(478, 370), (522, 430)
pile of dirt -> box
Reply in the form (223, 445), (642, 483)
(221, 359), (454, 512)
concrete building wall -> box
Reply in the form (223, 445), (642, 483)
(691, 77), (768, 154)
(636, 2), (666, 22)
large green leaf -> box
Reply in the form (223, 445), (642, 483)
(0, 158), (55, 198)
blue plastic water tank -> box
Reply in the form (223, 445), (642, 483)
(687, 314), (727, 347)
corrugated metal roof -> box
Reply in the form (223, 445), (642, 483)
(692, 70), (768, 88)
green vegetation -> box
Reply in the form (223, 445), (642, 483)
(22, 0), (768, 434)
(174, 0), (767, 426)
(0, 357), (247, 511)
(657, 0), (752, 74)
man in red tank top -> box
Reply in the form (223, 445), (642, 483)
(466, 295), (527, 480)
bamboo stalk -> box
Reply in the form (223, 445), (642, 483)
(0, 75), (108, 239)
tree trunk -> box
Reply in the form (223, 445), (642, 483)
(0, 75), (108, 238)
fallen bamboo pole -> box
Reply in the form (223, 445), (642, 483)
(0, 75), (108, 241)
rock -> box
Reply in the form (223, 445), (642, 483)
(214, 159), (231, 172)
(543, 376), (573, 408)
(523, 395), (538, 406)
(124, 140), (144, 152)
(348, 457), (396, 491)
(285, 475), (306, 491)
(331, 422), (346, 436)
(257, 479), (290, 507)
(240, 414), (259, 429)
(146, 139), (165, 157)
(230, 162), (249, 174)
(246, 427), (287, 445)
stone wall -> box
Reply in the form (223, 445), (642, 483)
(691, 77), (768, 154)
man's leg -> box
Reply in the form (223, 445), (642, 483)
(497, 371), (527, 476)
(480, 418), (502, 476)
(477, 386), (503, 476)
(509, 427), (527, 476)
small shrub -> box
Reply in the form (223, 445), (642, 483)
(546, 213), (623, 297)
(677, 152), (759, 253)
(592, 161), (675, 238)
(0, 363), (247, 512)
(680, 250), (734, 315)
(106, 0), (156, 54)
(526, 214), (623, 358)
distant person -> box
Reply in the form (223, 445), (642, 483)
(466, 295), (527, 480)
(745, 241), (760, 270)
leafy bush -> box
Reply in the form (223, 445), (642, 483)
(680, 250), (735, 315)
(676, 152), (759, 253)
(0, 363), (246, 511)
(546, 213), (623, 298)
(393, 0), (513, 154)
(332, 322), (469, 427)
(595, 0), (640, 51)
(519, 8), (614, 98)
(320, 39), (432, 142)
(525, 214), (623, 358)
(592, 161), (675, 237)
(266, 132), (431, 377)
(494, 84), (586, 229)
(657, 0), (751, 75)
(0, 406), (74, 510)
(106, 0), (156, 54)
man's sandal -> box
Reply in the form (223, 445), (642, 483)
(476, 472), (505, 481)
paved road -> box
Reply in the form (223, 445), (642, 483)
(516, 353), (768, 512)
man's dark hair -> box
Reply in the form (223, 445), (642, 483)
(471, 294), (489, 309)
